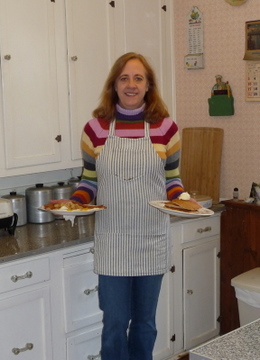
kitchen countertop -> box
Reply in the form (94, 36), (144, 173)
(189, 318), (260, 360)
(0, 215), (95, 263)
(0, 204), (224, 264)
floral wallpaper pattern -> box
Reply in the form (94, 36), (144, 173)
(173, 0), (260, 200)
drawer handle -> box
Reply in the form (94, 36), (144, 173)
(84, 285), (98, 296)
(12, 343), (33, 355)
(11, 271), (33, 283)
(197, 226), (212, 234)
(88, 352), (101, 360)
(89, 247), (95, 254)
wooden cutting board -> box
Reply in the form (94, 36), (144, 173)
(180, 127), (224, 204)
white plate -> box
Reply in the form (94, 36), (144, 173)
(39, 206), (105, 216)
(149, 201), (214, 218)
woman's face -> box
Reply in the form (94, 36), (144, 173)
(115, 59), (149, 110)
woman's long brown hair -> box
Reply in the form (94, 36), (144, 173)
(92, 52), (169, 123)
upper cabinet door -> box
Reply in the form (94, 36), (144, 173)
(118, 0), (174, 113)
(65, 0), (115, 160)
(0, 0), (61, 170)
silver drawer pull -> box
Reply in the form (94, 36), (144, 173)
(88, 352), (101, 360)
(84, 285), (98, 296)
(197, 226), (212, 234)
(12, 343), (33, 355)
(11, 271), (33, 283)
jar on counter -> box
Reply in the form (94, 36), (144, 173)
(26, 184), (54, 224)
(52, 182), (73, 200)
(1, 192), (27, 226)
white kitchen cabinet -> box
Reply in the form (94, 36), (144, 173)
(65, 0), (115, 160)
(0, 0), (62, 173)
(65, 0), (174, 161)
(0, 256), (52, 360)
(171, 214), (221, 354)
(0, 0), (175, 177)
(67, 325), (102, 360)
(183, 238), (220, 349)
(63, 246), (102, 333)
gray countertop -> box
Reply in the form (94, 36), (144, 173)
(0, 204), (224, 264)
(190, 318), (260, 360)
(0, 215), (95, 263)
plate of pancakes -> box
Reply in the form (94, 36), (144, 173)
(149, 199), (214, 217)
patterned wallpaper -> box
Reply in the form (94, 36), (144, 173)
(173, 0), (260, 200)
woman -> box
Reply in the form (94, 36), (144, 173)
(71, 52), (185, 360)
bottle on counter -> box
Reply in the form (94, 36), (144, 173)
(233, 187), (239, 200)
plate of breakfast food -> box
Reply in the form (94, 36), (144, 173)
(149, 192), (214, 218)
(39, 200), (106, 216)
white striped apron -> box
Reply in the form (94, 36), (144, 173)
(94, 120), (170, 276)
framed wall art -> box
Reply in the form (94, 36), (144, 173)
(244, 20), (260, 61)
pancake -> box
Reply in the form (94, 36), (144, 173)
(164, 199), (202, 211)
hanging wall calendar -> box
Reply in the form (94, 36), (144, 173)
(246, 62), (260, 101)
(184, 6), (204, 69)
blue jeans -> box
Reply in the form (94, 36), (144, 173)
(98, 274), (163, 360)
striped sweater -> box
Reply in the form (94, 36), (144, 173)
(71, 104), (184, 204)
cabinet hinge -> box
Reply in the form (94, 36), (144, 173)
(217, 251), (221, 258)
(170, 265), (175, 273)
(170, 334), (175, 342)
(109, 1), (115, 7)
(55, 135), (62, 143)
(162, 5), (167, 12)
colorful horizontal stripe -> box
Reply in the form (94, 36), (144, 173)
(71, 105), (184, 203)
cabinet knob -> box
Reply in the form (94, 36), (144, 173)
(4, 54), (11, 60)
(12, 343), (33, 355)
(71, 56), (78, 61)
(187, 289), (193, 295)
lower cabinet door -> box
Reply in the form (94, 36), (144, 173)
(63, 260), (103, 332)
(67, 325), (102, 360)
(183, 238), (220, 350)
(0, 286), (52, 360)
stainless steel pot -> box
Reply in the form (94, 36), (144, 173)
(52, 182), (73, 200)
(2, 192), (27, 226)
(68, 176), (81, 193)
(26, 184), (54, 223)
